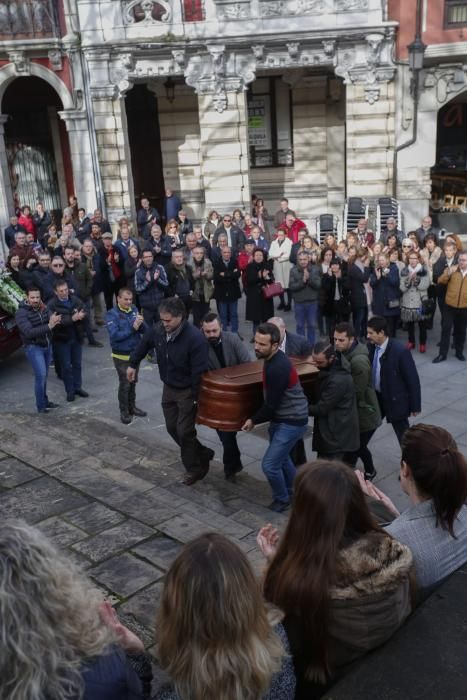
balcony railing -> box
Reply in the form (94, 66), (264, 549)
(0, 0), (60, 39)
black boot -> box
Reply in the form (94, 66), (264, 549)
(277, 293), (285, 311)
(283, 290), (292, 312)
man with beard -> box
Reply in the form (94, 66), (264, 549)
(201, 312), (251, 481)
(15, 288), (61, 413)
(242, 322), (308, 512)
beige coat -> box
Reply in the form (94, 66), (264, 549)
(269, 237), (292, 288)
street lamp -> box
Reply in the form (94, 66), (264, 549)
(407, 36), (426, 73)
(164, 77), (175, 103)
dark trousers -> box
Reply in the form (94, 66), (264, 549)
(385, 316), (398, 338)
(376, 391), (409, 446)
(54, 340), (82, 396)
(192, 300), (210, 328)
(407, 320), (427, 345)
(440, 305), (467, 356)
(83, 299), (97, 343)
(216, 430), (242, 475)
(344, 429), (376, 473)
(352, 306), (368, 339)
(317, 452), (344, 461)
(290, 438), (307, 466)
(142, 307), (160, 326)
(113, 357), (136, 414)
(161, 384), (209, 474)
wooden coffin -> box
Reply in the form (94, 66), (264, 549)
(196, 356), (319, 431)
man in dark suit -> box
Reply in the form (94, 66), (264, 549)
(367, 315), (421, 445)
(268, 315), (312, 465)
(212, 214), (246, 254)
(4, 215), (26, 249)
(201, 312), (251, 480)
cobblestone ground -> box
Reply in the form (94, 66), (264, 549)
(0, 410), (289, 686)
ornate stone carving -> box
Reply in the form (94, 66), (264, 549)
(366, 33), (384, 69)
(172, 50), (186, 69)
(252, 45), (265, 61)
(8, 51), (30, 75)
(286, 42), (300, 60)
(335, 0), (368, 9)
(422, 65), (467, 106)
(322, 39), (336, 59)
(124, 0), (171, 24)
(334, 34), (395, 104)
(90, 85), (119, 100)
(48, 50), (63, 72)
(215, 1), (250, 19)
(185, 46), (256, 112)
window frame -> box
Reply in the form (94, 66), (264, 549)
(444, 0), (467, 28)
(247, 76), (294, 169)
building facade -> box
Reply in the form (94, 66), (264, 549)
(1, 0), (466, 257)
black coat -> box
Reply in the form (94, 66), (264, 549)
(348, 263), (371, 309)
(245, 260), (274, 323)
(213, 257), (242, 302)
(370, 263), (401, 318)
(15, 301), (51, 347)
(284, 331), (313, 357)
(320, 273), (351, 316)
(166, 264), (194, 300)
(145, 235), (173, 268)
(309, 362), (359, 453)
(47, 294), (85, 344)
(212, 225), (246, 253)
(368, 339), (421, 422)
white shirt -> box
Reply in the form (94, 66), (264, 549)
(372, 337), (389, 393)
(280, 333), (287, 354)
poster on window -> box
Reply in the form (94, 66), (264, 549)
(248, 97), (272, 149)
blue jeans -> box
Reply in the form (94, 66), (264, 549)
(217, 300), (239, 333)
(294, 301), (317, 345)
(54, 340), (82, 396)
(24, 344), (52, 411)
(262, 421), (308, 503)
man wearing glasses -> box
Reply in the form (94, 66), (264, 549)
(212, 214), (246, 254)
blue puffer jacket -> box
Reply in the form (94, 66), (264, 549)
(134, 263), (168, 311)
(81, 647), (143, 699)
(105, 305), (147, 355)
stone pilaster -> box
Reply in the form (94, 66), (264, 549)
(58, 109), (98, 212)
(197, 90), (251, 213)
(345, 81), (395, 198)
(91, 89), (134, 226)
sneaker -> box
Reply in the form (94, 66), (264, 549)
(46, 401), (60, 409)
(364, 467), (377, 481)
(75, 389), (89, 398)
(268, 499), (290, 513)
(120, 413), (133, 425)
(419, 344), (426, 354)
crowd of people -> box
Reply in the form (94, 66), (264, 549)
(2, 192), (467, 699)
(1, 423), (467, 699)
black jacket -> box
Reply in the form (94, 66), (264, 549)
(47, 294), (85, 344)
(368, 339), (421, 422)
(212, 225), (246, 253)
(284, 331), (313, 357)
(166, 264), (194, 300)
(348, 263), (371, 309)
(433, 254), (459, 302)
(15, 301), (51, 347)
(213, 257), (242, 302)
(129, 320), (209, 398)
(309, 362), (359, 454)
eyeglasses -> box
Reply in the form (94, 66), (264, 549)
(52, 263), (64, 267)
(223, 219), (231, 223)
(402, 245), (412, 249)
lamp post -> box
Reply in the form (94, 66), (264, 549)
(407, 35), (426, 97)
(164, 77), (175, 103)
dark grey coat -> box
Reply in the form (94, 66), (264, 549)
(207, 331), (251, 370)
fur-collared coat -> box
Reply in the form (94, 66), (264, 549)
(287, 531), (413, 695)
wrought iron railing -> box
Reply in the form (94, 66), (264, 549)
(0, 0), (60, 39)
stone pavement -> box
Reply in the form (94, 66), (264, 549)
(1, 302), (467, 683)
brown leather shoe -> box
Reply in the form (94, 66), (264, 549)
(182, 467), (209, 486)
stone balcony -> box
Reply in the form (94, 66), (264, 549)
(77, 0), (392, 46)
(0, 0), (61, 40)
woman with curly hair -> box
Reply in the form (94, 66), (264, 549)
(0, 520), (147, 700)
(155, 532), (295, 700)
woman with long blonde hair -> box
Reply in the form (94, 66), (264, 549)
(0, 520), (146, 700)
(155, 532), (295, 700)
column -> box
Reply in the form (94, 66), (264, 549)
(58, 109), (99, 214)
(91, 89), (134, 227)
(0, 115), (15, 261)
(345, 81), (396, 198)
(197, 91), (251, 214)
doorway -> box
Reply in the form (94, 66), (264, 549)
(125, 84), (165, 218)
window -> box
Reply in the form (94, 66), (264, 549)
(247, 77), (293, 168)
(445, 1), (467, 27)
(183, 0), (204, 21)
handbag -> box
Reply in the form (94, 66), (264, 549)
(262, 282), (283, 299)
(421, 298), (436, 316)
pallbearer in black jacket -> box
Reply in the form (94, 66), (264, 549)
(128, 297), (212, 486)
(201, 312), (251, 481)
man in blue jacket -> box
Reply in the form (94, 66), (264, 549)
(367, 315), (421, 445)
(106, 287), (148, 424)
(128, 296), (213, 485)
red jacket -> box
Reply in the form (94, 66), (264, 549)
(18, 214), (36, 238)
(278, 218), (306, 244)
